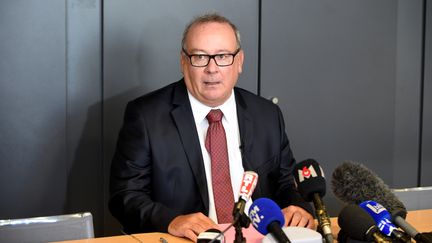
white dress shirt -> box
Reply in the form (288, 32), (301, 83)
(188, 90), (250, 223)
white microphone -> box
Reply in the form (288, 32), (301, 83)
(207, 171), (258, 243)
(197, 229), (225, 243)
(233, 171), (258, 222)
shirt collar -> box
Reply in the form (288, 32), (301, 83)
(188, 90), (237, 125)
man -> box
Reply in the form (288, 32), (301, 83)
(109, 13), (315, 242)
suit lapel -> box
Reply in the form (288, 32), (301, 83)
(235, 89), (255, 171)
(235, 89), (265, 198)
(170, 81), (209, 211)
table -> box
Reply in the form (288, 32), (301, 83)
(55, 209), (432, 243)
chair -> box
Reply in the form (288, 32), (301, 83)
(0, 212), (94, 243)
(392, 186), (432, 211)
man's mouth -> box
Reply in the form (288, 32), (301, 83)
(203, 81), (221, 86)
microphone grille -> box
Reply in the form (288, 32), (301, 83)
(249, 198), (284, 235)
(331, 160), (406, 216)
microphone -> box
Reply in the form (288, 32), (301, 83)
(293, 159), (333, 243)
(338, 204), (392, 243)
(331, 161), (423, 240)
(205, 172), (258, 243)
(359, 200), (411, 242)
(248, 198), (291, 243)
(232, 171), (258, 222)
(198, 228), (225, 243)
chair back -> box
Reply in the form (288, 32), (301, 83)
(0, 212), (94, 243)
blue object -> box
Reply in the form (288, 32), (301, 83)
(359, 200), (398, 236)
(248, 198), (285, 235)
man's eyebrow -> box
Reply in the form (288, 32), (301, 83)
(188, 48), (233, 54)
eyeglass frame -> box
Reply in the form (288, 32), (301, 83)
(181, 47), (241, 67)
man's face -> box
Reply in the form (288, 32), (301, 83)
(181, 22), (244, 107)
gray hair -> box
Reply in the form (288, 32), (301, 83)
(181, 13), (241, 50)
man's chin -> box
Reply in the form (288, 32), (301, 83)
(200, 95), (225, 107)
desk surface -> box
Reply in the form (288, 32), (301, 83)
(55, 209), (432, 243)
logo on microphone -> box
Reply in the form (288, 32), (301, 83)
(240, 174), (255, 193)
(365, 202), (386, 214)
(239, 172), (258, 200)
(249, 205), (264, 228)
(297, 166), (318, 182)
(378, 218), (397, 236)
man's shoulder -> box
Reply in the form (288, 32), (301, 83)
(234, 86), (277, 109)
(129, 79), (185, 107)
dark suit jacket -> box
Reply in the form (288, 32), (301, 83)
(109, 79), (312, 233)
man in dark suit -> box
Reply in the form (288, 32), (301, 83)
(109, 13), (315, 242)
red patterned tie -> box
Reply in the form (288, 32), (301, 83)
(205, 109), (234, 223)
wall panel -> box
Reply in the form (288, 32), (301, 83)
(102, 0), (259, 235)
(260, 0), (425, 215)
(0, 0), (68, 218)
(421, 0), (432, 186)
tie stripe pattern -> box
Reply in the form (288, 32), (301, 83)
(205, 109), (234, 223)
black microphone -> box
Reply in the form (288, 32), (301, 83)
(293, 159), (333, 243)
(359, 200), (412, 242)
(331, 161), (423, 241)
(338, 204), (392, 243)
(416, 233), (432, 243)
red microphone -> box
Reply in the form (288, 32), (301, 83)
(233, 171), (258, 221)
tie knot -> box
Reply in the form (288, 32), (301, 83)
(206, 109), (223, 123)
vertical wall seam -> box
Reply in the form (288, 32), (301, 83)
(417, 0), (427, 187)
(100, 0), (105, 235)
(65, 0), (70, 194)
(257, 0), (262, 96)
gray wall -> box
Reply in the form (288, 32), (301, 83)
(1, 0), (431, 237)
(260, 0), (429, 215)
(0, 0), (103, 235)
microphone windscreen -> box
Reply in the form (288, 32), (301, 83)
(248, 198), (285, 235)
(338, 204), (378, 242)
(293, 159), (326, 201)
(331, 160), (406, 218)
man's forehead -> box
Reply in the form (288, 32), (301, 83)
(185, 22), (237, 47)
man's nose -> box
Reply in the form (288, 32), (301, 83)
(205, 57), (219, 73)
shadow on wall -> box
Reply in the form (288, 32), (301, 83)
(65, 11), (184, 236)
(65, 100), (103, 236)
(65, 86), (156, 237)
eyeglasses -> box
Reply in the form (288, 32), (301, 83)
(182, 48), (241, 67)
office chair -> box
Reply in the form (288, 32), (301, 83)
(392, 186), (432, 211)
(0, 212), (94, 243)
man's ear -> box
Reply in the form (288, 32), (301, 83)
(180, 52), (186, 75)
(237, 49), (244, 74)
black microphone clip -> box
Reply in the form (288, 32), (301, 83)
(232, 213), (250, 243)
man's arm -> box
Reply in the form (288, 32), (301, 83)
(109, 101), (177, 233)
(273, 106), (316, 228)
(109, 100), (219, 240)
(168, 213), (219, 242)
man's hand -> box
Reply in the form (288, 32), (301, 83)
(167, 212), (219, 242)
(281, 205), (316, 229)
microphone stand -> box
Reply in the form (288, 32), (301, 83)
(232, 201), (250, 243)
(313, 193), (333, 243)
(233, 214), (250, 243)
